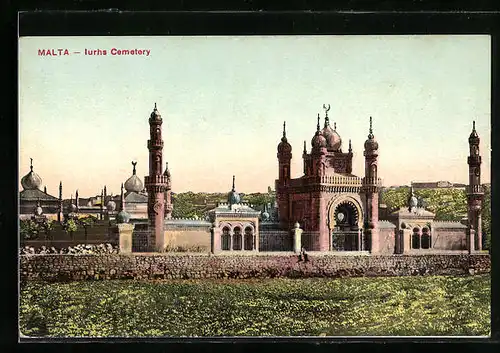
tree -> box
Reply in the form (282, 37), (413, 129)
(40, 219), (54, 241)
(64, 219), (78, 240)
(20, 219), (40, 241)
(77, 215), (97, 242)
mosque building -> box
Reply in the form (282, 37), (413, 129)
(19, 103), (485, 255)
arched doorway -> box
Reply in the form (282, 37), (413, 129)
(331, 200), (361, 251)
(221, 226), (231, 250)
(244, 226), (254, 250)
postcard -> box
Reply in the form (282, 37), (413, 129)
(18, 34), (491, 339)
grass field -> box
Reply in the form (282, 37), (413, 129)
(20, 274), (490, 337)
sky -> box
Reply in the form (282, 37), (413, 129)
(19, 35), (491, 198)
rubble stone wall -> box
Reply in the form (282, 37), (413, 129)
(20, 253), (490, 283)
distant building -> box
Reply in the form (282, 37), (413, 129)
(411, 181), (467, 190)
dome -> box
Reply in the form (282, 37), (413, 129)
(364, 117), (378, 151)
(228, 190), (241, 205)
(149, 103), (162, 122)
(261, 211), (270, 221)
(124, 161), (144, 193)
(322, 125), (341, 151)
(34, 203), (43, 216)
(227, 175), (241, 205)
(106, 200), (116, 212)
(469, 121), (479, 144)
(116, 209), (131, 224)
(364, 137), (379, 151)
(277, 121), (292, 154)
(311, 131), (327, 148)
(67, 203), (77, 213)
(409, 196), (418, 208)
(21, 160), (42, 190)
(124, 174), (143, 193)
(277, 136), (292, 153)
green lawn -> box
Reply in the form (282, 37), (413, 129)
(20, 274), (490, 337)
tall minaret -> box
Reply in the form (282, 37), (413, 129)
(145, 103), (168, 251)
(164, 162), (173, 219)
(276, 121), (292, 228)
(362, 117), (380, 252)
(58, 181), (63, 223)
(467, 121), (484, 252)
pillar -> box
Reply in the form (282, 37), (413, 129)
(117, 223), (134, 253)
(293, 222), (303, 253)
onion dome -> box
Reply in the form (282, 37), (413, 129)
(67, 196), (77, 213)
(311, 114), (327, 148)
(124, 161), (144, 193)
(364, 116), (379, 151)
(116, 183), (130, 223)
(164, 162), (171, 178)
(21, 158), (42, 190)
(34, 200), (43, 216)
(322, 108), (341, 151)
(277, 121), (292, 153)
(116, 210), (130, 223)
(106, 196), (116, 212)
(468, 121), (480, 144)
(227, 175), (241, 205)
(149, 103), (162, 123)
(261, 204), (270, 221)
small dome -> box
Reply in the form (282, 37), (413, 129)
(364, 137), (379, 151)
(116, 209), (131, 224)
(34, 205), (43, 216)
(106, 200), (116, 212)
(67, 203), (77, 213)
(149, 103), (162, 122)
(21, 160), (42, 190)
(311, 131), (327, 148)
(228, 190), (241, 205)
(294, 221), (300, 229)
(277, 136), (292, 153)
(261, 211), (270, 221)
(277, 122), (292, 154)
(469, 121), (479, 144)
(409, 196), (418, 208)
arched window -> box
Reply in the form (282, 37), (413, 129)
(421, 227), (431, 249)
(244, 227), (253, 250)
(233, 227), (242, 251)
(221, 227), (230, 250)
(412, 227), (421, 249)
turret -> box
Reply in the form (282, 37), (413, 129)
(467, 120), (484, 252)
(362, 116), (380, 252)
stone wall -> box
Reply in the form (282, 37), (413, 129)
(259, 230), (292, 251)
(164, 230), (211, 251)
(377, 224), (396, 255)
(19, 253), (490, 282)
(432, 228), (467, 250)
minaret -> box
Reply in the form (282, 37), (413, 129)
(362, 117), (380, 252)
(164, 162), (173, 219)
(276, 121), (292, 228)
(311, 113), (327, 177)
(347, 139), (353, 174)
(75, 189), (79, 213)
(467, 121), (484, 252)
(145, 103), (168, 251)
(58, 181), (63, 223)
(100, 188), (104, 220)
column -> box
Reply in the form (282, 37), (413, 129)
(293, 223), (303, 253)
(230, 230), (234, 251)
(117, 223), (134, 254)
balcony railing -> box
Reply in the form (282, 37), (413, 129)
(466, 185), (483, 194)
(144, 175), (169, 185)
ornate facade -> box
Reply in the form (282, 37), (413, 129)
(276, 105), (381, 252)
